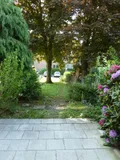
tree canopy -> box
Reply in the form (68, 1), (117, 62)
(18, 0), (73, 82)
(18, 0), (120, 79)
(67, 0), (120, 76)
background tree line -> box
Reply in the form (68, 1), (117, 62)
(17, 0), (120, 82)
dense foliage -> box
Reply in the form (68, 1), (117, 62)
(69, 83), (98, 105)
(64, 0), (120, 76)
(18, 0), (73, 82)
(82, 47), (120, 88)
(98, 65), (120, 147)
(0, 0), (32, 67)
(17, 0), (120, 79)
(61, 71), (73, 82)
(0, 52), (42, 103)
(21, 69), (42, 100)
(0, 52), (24, 102)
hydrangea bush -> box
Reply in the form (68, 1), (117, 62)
(98, 65), (120, 147)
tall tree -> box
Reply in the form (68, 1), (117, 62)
(18, 0), (72, 83)
(0, 0), (32, 67)
(67, 0), (120, 76)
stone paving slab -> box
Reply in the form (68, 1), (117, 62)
(76, 150), (99, 160)
(0, 151), (15, 160)
(22, 131), (39, 139)
(0, 118), (92, 124)
(55, 131), (71, 139)
(8, 140), (29, 151)
(64, 139), (83, 149)
(33, 124), (47, 131)
(61, 124), (76, 130)
(18, 124), (33, 131)
(14, 151), (36, 160)
(0, 119), (119, 160)
(47, 140), (64, 150)
(6, 131), (24, 140)
(0, 131), (9, 139)
(0, 140), (11, 150)
(95, 149), (120, 160)
(57, 150), (78, 160)
(3, 125), (20, 131)
(36, 151), (56, 160)
(39, 131), (54, 139)
(28, 140), (46, 150)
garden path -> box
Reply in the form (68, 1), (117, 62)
(0, 118), (119, 160)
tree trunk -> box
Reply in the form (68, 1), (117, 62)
(81, 40), (89, 78)
(46, 59), (52, 83)
(81, 58), (89, 77)
(46, 35), (54, 83)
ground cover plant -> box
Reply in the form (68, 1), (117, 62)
(98, 65), (120, 147)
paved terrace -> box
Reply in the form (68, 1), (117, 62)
(0, 118), (119, 160)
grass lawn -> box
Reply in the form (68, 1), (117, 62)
(41, 83), (69, 100)
(0, 82), (101, 120)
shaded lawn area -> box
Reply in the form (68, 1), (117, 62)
(41, 83), (69, 100)
(0, 83), (101, 120)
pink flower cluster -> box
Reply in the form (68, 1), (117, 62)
(99, 119), (105, 126)
(111, 70), (120, 79)
(98, 84), (103, 90)
(109, 130), (117, 138)
(98, 84), (109, 93)
(108, 65), (120, 74)
(102, 106), (107, 113)
(103, 87), (109, 93)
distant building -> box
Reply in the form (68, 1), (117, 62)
(34, 60), (46, 71)
(65, 63), (73, 70)
(34, 60), (73, 71)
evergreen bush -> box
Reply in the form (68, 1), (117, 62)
(21, 69), (42, 100)
(0, 0), (32, 67)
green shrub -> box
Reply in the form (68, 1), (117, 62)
(69, 83), (98, 105)
(61, 71), (73, 82)
(83, 67), (108, 89)
(51, 68), (60, 75)
(21, 69), (42, 100)
(83, 47), (120, 89)
(0, 52), (42, 103)
(0, 52), (24, 102)
(82, 106), (101, 121)
(39, 68), (47, 75)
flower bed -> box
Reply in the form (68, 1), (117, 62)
(98, 65), (120, 147)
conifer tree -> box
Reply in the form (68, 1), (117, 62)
(0, 0), (32, 67)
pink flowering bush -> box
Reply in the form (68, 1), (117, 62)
(98, 65), (120, 147)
